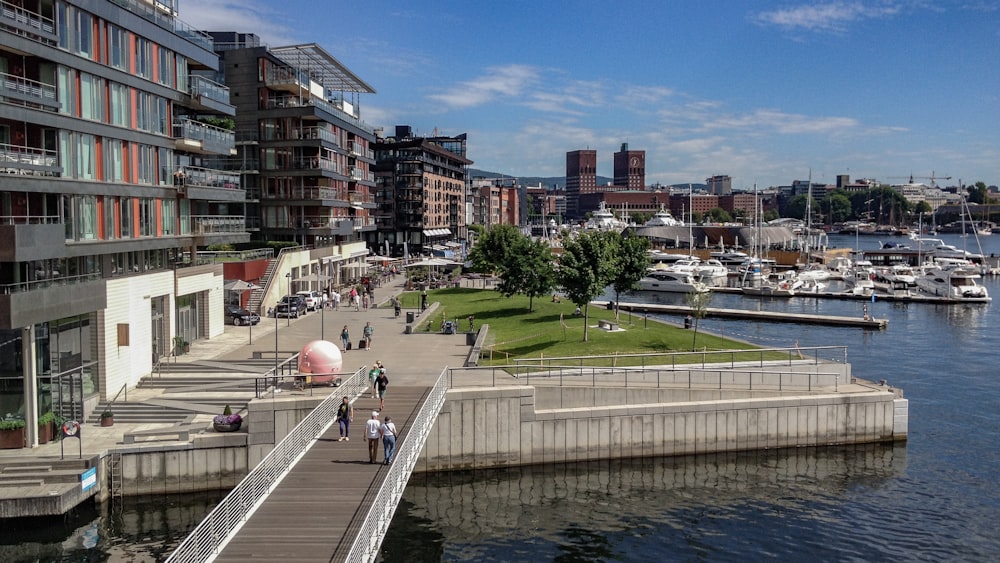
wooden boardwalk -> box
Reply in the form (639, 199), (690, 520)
(214, 386), (431, 562)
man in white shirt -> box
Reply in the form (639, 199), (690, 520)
(365, 411), (381, 464)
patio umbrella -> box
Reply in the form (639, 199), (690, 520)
(366, 255), (392, 262)
(294, 273), (332, 283)
(223, 279), (261, 292)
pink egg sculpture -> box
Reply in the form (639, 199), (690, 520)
(298, 340), (343, 385)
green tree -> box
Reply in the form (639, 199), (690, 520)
(685, 290), (713, 351)
(822, 192), (853, 223)
(557, 231), (617, 342)
(504, 238), (556, 312)
(608, 233), (650, 321)
(704, 207), (732, 223)
(785, 194), (819, 221)
(468, 224), (522, 274)
(966, 181), (988, 204)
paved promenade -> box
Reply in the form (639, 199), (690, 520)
(5, 276), (470, 460)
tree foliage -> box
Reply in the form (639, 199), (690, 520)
(467, 224), (555, 311)
(966, 181), (989, 204)
(822, 192), (853, 224)
(467, 224), (522, 274)
(609, 233), (650, 320)
(557, 231), (618, 342)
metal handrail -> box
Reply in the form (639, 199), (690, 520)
(511, 345), (849, 370)
(103, 382), (128, 414)
(167, 365), (369, 563)
(345, 367), (449, 561)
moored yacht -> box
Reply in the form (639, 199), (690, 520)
(644, 205), (682, 227)
(585, 202), (626, 231)
(915, 264), (990, 301)
(636, 269), (710, 293)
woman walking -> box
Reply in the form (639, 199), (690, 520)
(340, 325), (350, 352)
(336, 397), (353, 442)
(380, 415), (398, 465)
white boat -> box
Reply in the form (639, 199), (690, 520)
(742, 271), (798, 297)
(873, 265), (916, 296)
(913, 237), (984, 263)
(637, 269), (710, 293)
(585, 202), (626, 231)
(645, 205), (682, 227)
(694, 259), (730, 287)
(845, 261), (876, 296)
(916, 265), (990, 301)
(710, 250), (750, 267)
(796, 265), (832, 282)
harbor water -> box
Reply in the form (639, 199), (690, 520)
(381, 233), (1000, 561)
(5, 234), (999, 561)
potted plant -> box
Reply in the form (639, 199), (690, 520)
(37, 411), (58, 444)
(99, 410), (115, 427)
(174, 336), (190, 354)
(0, 418), (26, 449)
(213, 405), (242, 432)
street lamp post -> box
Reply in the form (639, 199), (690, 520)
(285, 272), (291, 327)
(321, 289), (325, 341)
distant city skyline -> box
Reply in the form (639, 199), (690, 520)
(184, 1), (1000, 189)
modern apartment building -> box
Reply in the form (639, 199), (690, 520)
(209, 33), (377, 248)
(0, 0), (247, 446)
(371, 126), (472, 256)
(613, 143), (645, 190)
(706, 174), (732, 196)
(471, 176), (519, 228)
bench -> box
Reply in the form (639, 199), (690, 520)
(123, 427), (192, 444)
(464, 324), (489, 367)
(598, 319), (619, 331)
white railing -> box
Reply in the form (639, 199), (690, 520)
(0, 72), (57, 105)
(166, 365), (370, 563)
(344, 367), (449, 562)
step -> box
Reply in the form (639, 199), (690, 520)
(0, 479), (44, 488)
(2, 465), (53, 474)
(0, 469), (89, 485)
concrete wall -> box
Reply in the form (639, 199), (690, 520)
(245, 395), (325, 467)
(112, 433), (249, 496)
(415, 385), (907, 472)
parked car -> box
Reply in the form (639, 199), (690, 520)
(296, 290), (322, 311)
(275, 294), (307, 318)
(224, 304), (260, 326)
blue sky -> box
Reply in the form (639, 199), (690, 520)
(183, 1), (999, 190)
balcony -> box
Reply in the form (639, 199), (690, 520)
(0, 221), (64, 262)
(187, 75), (234, 114)
(348, 166), (373, 183)
(264, 156), (341, 174)
(264, 67), (311, 96)
(261, 185), (346, 201)
(0, 0), (57, 44)
(0, 274), (105, 329)
(0, 71), (59, 109)
(173, 118), (235, 155)
(348, 141), (373, 160)
(174, 165), (242, 201)
(0, 143), (60, 176)
(263, 96), (375, 135)
(190, 215), (246, 234)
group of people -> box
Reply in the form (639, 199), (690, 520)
(334, 359), (396, 464)
(340, 321), (375, 352)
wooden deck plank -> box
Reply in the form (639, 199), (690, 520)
(214, 386), (430, 563)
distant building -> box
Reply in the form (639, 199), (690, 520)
(706, 175), (732, 196)
(613, 143), (645, 190)
(372, 126), (472, 255)
(471, 177), (519, 228)
(565, 149), (597, 218)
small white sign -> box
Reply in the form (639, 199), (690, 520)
(81, 467), (97, 492)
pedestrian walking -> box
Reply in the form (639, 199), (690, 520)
(365, 411), (381, 463)
(363, 321), (374, 350)
(380, 416), (398, 465)
(336, 396), (353, 441)
(333, 290), (341, 310)
(392, 296), (401, 318)
(362, 292), (370, 310)
(340, 325), (350, 352)
(368, 364), (380, 399)
(376, 368), (389, 411)
(421, 289), (428, 311)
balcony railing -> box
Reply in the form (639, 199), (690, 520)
(0, 213), (59, 225)
(0, 0), (56, 39)
(108, 0), (212, 51)
(191, 215), (246, 234)
(348, 141), (374, 159)
(264, 66), (311, 91)
(0, 71), (58, 108)
(175, 165), (240, 190)
(0, 142), (60, 176)
(348, 192), (373, 205)
(263, 186), (346, 201)
(349, 166), (374, 182)
(266, 157), (341, 174)
(173, 118), (235, 155)
(0, 272), (101, 295)
(188, 74), (231, 107)
(352, 216), (376, 230)
(264, 96), (375, 134)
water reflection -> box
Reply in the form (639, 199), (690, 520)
(0, 491), (225, 562)
(383, 445), (907, 561)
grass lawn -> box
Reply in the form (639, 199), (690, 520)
(395, 287), (790, 366)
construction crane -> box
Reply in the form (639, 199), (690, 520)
(886, 172), (952, 188)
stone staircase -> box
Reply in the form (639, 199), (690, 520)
(0, 456), (101, 518)
(248, 257), (277, 315)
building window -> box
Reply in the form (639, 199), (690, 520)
(109, 25), (128, 70)
(110, 83), (129, 127)
(161, 198), (175, 235)
(120, 196), (133, 237)
(104, 139), (123, 182)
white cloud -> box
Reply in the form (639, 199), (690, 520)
(751, 1), (903, 33)
(427, 64), (541, 109)
(180, 1), (299, 46)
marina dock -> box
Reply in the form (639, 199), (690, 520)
(603, 301), (889, 329)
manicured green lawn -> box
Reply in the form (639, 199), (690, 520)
(396, 287), (789, 366)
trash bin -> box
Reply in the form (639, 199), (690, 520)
(466, 332), (477, 345)
(406, 311), (415, 324)
(684, 315), (692, 329)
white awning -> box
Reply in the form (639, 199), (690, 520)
(423, 228), (452, 237)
